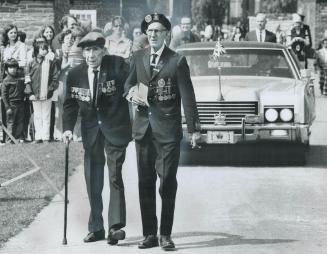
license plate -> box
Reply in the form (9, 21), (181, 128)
(207, 131), (234, 144)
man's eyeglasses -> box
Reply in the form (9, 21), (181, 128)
(146, 29), (167, 35)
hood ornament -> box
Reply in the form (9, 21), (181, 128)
(211, 39), (225, 101)
(214, 111), (226, 125)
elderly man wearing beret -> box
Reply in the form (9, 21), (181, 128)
(62, 32), (132, 245)
(125, 13), (201, 250)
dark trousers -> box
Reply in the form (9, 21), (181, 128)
(49, 101), (55, 140)
(84, 131), (127, 233)
(135, 127), (180, 236)
(23, 99), (33, 140)
(0, 99), (6, 142)
(5, 101), (25, 141)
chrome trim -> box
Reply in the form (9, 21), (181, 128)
(183, 123), (309, 131)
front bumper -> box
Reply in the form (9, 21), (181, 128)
(183, 120), (310, 145)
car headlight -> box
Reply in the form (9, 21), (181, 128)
(265, 108), (278, 122)
(280, 108), (293, 122)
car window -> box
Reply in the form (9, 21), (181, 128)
(182, 48), (294, 78)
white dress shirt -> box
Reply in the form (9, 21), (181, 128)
(256, 29), (266, 42)
(150, 43), (165, 66)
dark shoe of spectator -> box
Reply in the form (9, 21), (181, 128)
(83, 229), (105, 243)
(160, 235), (175, 251)
(107, 228), (125, 245)
(138, 235), (159, 249)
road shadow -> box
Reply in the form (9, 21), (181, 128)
(118, 231), (296, 250)
(306, 145), (327, 168)
(180, 142), (308, 166)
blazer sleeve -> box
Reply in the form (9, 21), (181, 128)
(270, 31), (277, 43)
(1, 80), (10, 108)
(62, 69), (79, 132)
(176, 55), (200, 133)
(123, 54), (138, 98)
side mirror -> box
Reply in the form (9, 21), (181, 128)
(300, 69), (312, 79)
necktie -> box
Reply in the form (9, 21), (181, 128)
(150, 54), (158, 76)
(259, 31), (262, 42)
(92, 70), (99, 106)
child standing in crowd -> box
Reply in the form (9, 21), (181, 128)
(25, 43), (59, 143)
(1, 58), (26, 143)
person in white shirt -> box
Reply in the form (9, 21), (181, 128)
(245, 13), (277, 43)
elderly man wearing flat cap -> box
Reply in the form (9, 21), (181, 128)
(124, 13), (201, 250)
(62, 31), (132, 245)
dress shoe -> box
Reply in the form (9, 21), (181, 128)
(138, 235), (159, 249)
(83, 229), (105, 242)
(107, 228), (125, 245)
(160, 235), (175, 251)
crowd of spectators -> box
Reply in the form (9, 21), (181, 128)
(0, 11), (326, 145)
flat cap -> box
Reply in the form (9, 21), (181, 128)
(141, 13), (171, 34)
(4, 58), (19, 68)
(77, 31), (105, 48)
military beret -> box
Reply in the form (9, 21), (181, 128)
(4, 58), (19, 68)
(141, 13), (171, 34)
(77, 31), (105, 48)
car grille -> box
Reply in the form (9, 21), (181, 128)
(197, 101), (258, 124)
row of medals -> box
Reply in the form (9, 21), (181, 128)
(71, 83), (116, 102)
(71, 87), (91, 102)
(156, 78), (176, 101)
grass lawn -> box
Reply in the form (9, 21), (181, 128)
(0, 141), (84, 248)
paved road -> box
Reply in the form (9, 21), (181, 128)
(2, 82), (327, 253)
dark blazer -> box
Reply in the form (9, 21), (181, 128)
(124, 46), (200, 143)
(170, 32), (201, 50)
(245, 30), (277, 43)
(63, 55), (132, 148)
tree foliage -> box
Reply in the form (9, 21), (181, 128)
(191, 0), (228, 28)
(260, 0), (297, 13)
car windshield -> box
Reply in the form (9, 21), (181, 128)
(181, 48), (294, 78)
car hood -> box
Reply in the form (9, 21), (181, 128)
(191, 76), (301, 101)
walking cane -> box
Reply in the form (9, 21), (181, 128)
(62, 141), (69, 245)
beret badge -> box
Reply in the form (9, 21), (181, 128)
(145, 14), (152, 23)
(153, 13), (159, 21)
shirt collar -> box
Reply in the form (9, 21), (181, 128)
(256, 28), (265, 34)
(88, 65), (101, 74)
(151, 43), (165, 58)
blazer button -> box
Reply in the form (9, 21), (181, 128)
(96, 107), (99, 111)
(98, 121), (102, 125)
(148, 112), (152, 116)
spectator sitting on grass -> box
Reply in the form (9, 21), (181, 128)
(1, 58), (26, 143)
